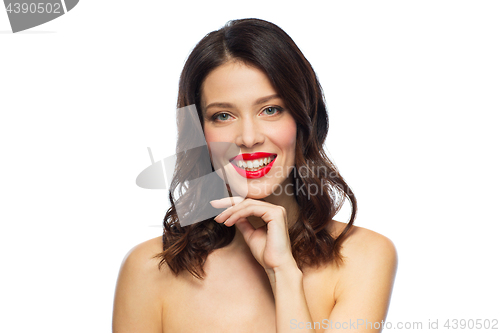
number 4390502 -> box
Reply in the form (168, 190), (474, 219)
(6, 3), (62, 14)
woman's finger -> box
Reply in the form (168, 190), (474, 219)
(222, 204), (286, 228)
(233, 218), (255, 241)
(212, 198), (267, 223)
(209, 196), (244, 208)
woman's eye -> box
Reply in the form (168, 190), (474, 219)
(214, 113), (231, 121)
(262, 106), (282, 116)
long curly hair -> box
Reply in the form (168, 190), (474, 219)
(154, 18), (357, 279)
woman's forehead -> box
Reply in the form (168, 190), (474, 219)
(200, 62), (281, 111)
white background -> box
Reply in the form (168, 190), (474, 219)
(1, 1), (499, 332)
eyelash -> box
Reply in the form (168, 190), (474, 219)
(211, 106), (284, 122)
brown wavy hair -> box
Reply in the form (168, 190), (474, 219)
(154, 18), (357, 279)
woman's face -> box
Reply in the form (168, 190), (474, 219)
(201, 61), (297, 199)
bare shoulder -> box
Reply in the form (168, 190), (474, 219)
(121, 236), (165, 268)
(330, 220), (398, 303)
(331, 220), (397, 265)
(116, 236), (168, 284)
(112, 236), (168, 333)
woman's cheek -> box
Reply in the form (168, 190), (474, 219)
(273, 118), (297, 150)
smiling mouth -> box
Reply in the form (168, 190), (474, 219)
(231, 156), (276, 171)
(228, 153), (277, 178)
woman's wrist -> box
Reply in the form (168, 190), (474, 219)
(267, 260), (313, 333)
(266, 259), (303, 290)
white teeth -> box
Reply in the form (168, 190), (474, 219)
(235, 156), (275, 171)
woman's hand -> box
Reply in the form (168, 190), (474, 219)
(211, 197), (316, 333)
(210, 197), (297, 273)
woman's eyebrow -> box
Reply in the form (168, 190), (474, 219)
(253, 93), (281, 105)
(204, 102), (234, 112)
(204, 94), (281, 112)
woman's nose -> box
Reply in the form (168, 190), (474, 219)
(234, 118), (265, 148)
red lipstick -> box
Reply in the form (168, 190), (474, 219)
(230, 152), (277, 179)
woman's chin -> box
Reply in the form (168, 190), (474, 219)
(226, 188), (263, 199)
(242, 191), (271, 200)
(219, 168), (293, 200)
(234, 185), (282, 200)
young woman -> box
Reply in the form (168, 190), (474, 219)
(113, 18), (397, 333)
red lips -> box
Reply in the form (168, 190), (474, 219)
(229, 152), (277, 179)
(230, 152), (275, 162)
